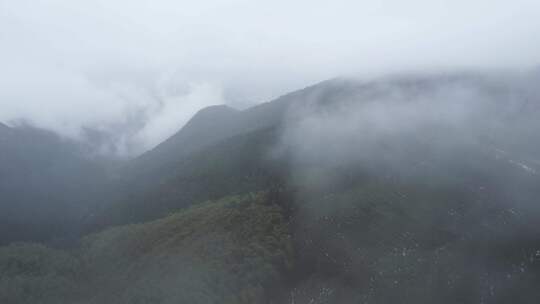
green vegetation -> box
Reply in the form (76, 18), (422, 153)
(3, 75), (540, 303)
(0, 243), (82, 304)
(0, 193), (293, 304)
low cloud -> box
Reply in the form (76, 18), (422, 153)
(279, 72), (540, 181)
(1, 60), (223, 156)
(1, 0), (539, 155)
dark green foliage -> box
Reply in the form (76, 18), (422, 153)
(0, 193), (293, 304)
(0, 243), (81, 304)
(81, 192), (293, 303)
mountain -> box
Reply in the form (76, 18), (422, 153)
(2, 71), (540, 303)
(0, 193), (293, 304)
(94, 72), (540, 226)
(0, 124), (111, 245)
(91, 78), (370, 227)
(128, 105), (241, 176)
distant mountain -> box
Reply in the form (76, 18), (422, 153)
(95, 72), (540, 227)
(129, 105), (241, 176)
(0, 124), (110, 245)
(2, 71), (540, 303)
(85, 72), (540, 303)
(123, 91), (302, 180)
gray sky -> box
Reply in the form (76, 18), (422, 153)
(1, 0), (539, 155)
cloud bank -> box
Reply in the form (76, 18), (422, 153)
(1, 0), (539, 155)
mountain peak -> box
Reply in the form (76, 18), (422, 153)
(196, 104), (237, 114)
(183, 105), (238, 128)
(163, 104), (239, 143)
(128, 104), (240, 175)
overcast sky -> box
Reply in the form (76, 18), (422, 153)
(1, 0), (539, 155)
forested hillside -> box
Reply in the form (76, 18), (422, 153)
(0, 193), (293, 304)
(2, 72), (540, 303)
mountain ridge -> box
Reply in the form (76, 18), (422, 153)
(2, 71), (540, 303)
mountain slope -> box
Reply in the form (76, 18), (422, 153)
(98, 72), (540, 227)
(3, 71), (540, 303)
(0, 125), (110, 245)
(86, 71), (540, 303)
(0, 193), (293, 304)
(94, 127), (286, 227)
(128, 105), (241, 177)
(121, 78), (350, 182)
